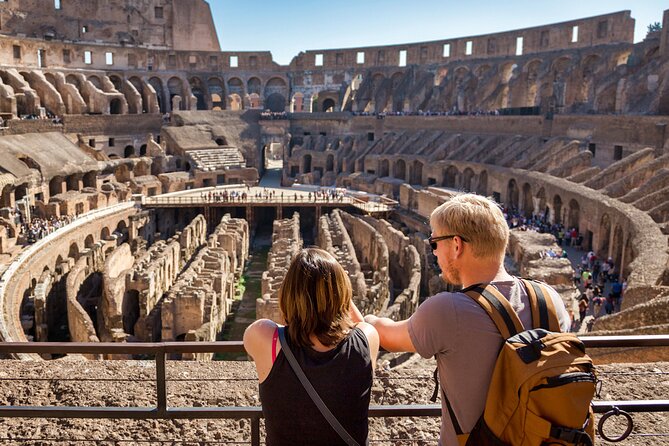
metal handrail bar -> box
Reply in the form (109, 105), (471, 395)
(0, 336), (668, 444)
(2, 334), (668, 354)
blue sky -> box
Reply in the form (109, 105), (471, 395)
(209, 1), (666, 65)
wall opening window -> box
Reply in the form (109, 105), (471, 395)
(443, 43), (450, 57)
(588, 143), (596, 156)
(168, 54), (176, 66)
(465, 41), (473, 56)
(84, 51), (92, 64)
(13, 45), (21, 59)
(597, 20), (608, 38)
(613, 145), (623, 161)
(105, 52), (113, 65)
(54, 0), (61, 9)
(62, 49), (70, 63)
(37, 49), (46, 68)
(540, 30), (550, 48)
(516, 37), (524, 56)
(82, 25), (88, 34)
(356, 51), (365, 64)
(229, 55), (238, 68)
(571, 26), (579, 43)
(398, 50), (407, 67)
(315, 53), (324, 66)
(209, 55), (217, 66)
(109, 138), (115, 147)
(154, 7), (163, 19)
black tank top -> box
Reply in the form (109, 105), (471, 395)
(259, 327), (372, 446)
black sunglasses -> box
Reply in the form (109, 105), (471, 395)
(428, 234), (469, 250)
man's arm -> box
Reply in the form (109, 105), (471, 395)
(364, 315), (416, 353)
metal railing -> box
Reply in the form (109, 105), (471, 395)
(0, 335), (668, 444)
(143, 194), (397, 213)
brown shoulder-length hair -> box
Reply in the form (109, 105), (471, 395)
(279, 248), (354, 348)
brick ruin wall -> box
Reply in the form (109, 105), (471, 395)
(338, 211), (390, 314)
(256, 213), (302, 323)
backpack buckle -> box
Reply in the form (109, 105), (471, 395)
(549, 426), (592, 445)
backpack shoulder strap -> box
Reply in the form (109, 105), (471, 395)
(519, 278), (561, 332)
(463, 284), (525, 339)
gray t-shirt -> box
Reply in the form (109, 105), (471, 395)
(408, 278), (570, 446)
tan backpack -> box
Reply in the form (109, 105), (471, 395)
(440, 279), (597, 446)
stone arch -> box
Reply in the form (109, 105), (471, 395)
(291, 92), (304, 112)
(322, 98), (336, 112)
(88, 75), (102, 89)
(576, 54), (602, 106)
(101, 227), (110, 240)
(148, 77), (166, 113)
(188, 76), (207, 110)
(49, 176), (64, 197)
(507, 179), (519, 210)
(411, 160), (423, 185)
(536, 187), (547, 218)
(84, 234), (95, 249)
(248, 93), (261, 109)
(124, 145), (135, 158)
(326, 154), (335, 172)
(68, 242), (80, 261)
(110, 98), (123, 114)
(443, 166), (458, 188)
(302, 154), (312, 173)
(123, 289), (140, 335)
(44, 72), (57, 87)
(115, 220), (128, 244)
(140, 144), (147, 156)
(108, 75), (123, 91)
(66, 74), (82, 90)
(394, 159), (406, 181)
(553, 194), (563, 224)
(247, 77), (262, 95)
(228, 93), (242, 111)
(567, 199), (580, 230)
(265, 93), (286, 112)
(129, 76), (148, 113)
(227, 77), (244, 98)
(167, 77), (185, 111)
(207, 77), (225, 110)
(523, 59), (544, 106)
(599, 214), (611, 257)
(477, 171), (488, 195)
(462, 168), (475, 192)
(1, 184), (13, 207)
(379, 159), (390, 177)
(521, 183), (533, 217)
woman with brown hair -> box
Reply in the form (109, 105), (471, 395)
(244, 247), (379, 445)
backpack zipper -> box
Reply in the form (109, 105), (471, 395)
(530, 372), (596, 391)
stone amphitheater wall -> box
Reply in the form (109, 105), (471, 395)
(101, 243), (134, 341)
(257, 213), (302, 323)
(0, 203), (137, 346)
(338, 211), (390, 314)
(363, 217), (421, 320)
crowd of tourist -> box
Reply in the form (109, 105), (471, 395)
(352, 108), (502, 118)
(259, 111), (288, 120)
(21, 215), (73, 244)
(200, 187), (348, 204)
(501, 206), (626, 324)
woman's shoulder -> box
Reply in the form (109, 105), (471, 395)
(354, 322), (379, 353)
(243, 319), (279, 346)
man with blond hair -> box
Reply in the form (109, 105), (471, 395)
(365, 193), (570, 446)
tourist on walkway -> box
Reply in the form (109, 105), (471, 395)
(364, 193), (570, 445)
(244, 248), (379, 445)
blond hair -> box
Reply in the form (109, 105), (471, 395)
(429, 193), (509, 260)
(279, 248), (354, 348)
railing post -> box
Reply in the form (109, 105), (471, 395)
(251, 416), (261, 446)
(156, 350), (167, 416)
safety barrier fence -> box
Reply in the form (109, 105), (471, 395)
(0, 335), (668, 444)
(143, 194), (397, 213)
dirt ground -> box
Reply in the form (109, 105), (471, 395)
(0, 355), (666, 445)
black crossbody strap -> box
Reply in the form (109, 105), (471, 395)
(278, 326), (360, 446)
